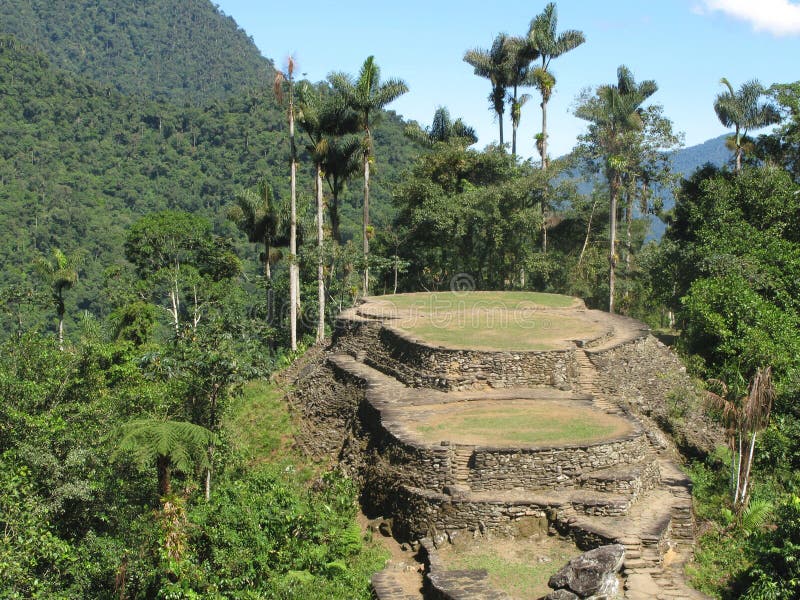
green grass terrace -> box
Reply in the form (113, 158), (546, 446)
(359, 292), (608, 351)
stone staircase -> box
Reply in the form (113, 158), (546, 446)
(451, 445), (474, 485)
(575, 348), (619, 413)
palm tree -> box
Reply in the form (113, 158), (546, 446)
(464, 34), (513, 148)
(274, 57), (300, 350)
(707, 367), (776, 510)
(575, 66), (657, 313)
(404, 106), (478, 147)
(296, 83), (360, 342)
(528, 2), (585, 170)
(323, 136), (362, 244)
(33, 248), (83, 350)
(329, 56), (408, 294)
(115, 419), (217, 499)
(714, 78), (781, 173)
(227, 179), (281, 328)
(505, 36), (538, 157)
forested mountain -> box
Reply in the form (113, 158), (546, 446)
(0, 0), (272, 102)
(671, 134), (729, 175)
(0, 36), (418, 328)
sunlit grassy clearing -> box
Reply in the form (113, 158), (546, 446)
(439, 536), (579, 599)
(397, 314), (596, 350)
(370, 291), (577, 311)
(411, 402), (631, 446)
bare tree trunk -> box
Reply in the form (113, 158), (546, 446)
(157, 455), (171, 497)
(609, 178), (619, 314)
(578, 197), (598, 268)
(58, 315), (64, 351)
(498, 111), (504, 147)
(739, 431), (757, 509)
(316, 163), (325, 343)
(363, 149), (370, 295)
(541, 98), (548, 170)
(330, 193), (341, 244)
(289, 95), (298, 351)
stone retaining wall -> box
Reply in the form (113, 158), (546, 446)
(333, 313), (580, 391)
(467, 433), (648, 491)
(379, 326), (578, 390)
(392, 485), (561, 541)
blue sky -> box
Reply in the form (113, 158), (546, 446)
(215, 0), (800, 161)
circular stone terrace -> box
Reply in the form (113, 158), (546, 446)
(402, 397), (634, 447)
(358, 291), (615, 351)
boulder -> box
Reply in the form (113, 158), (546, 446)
(544, 590), (580, 600)
(548, 544), (625, 597)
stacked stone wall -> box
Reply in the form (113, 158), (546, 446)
(467, 433), (648, 491)
(392, 485), (558, 541)
(333, 314), (580, 391)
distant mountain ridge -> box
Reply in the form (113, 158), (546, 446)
(0, 0), (273, 102)
(647, 134), (730, 238)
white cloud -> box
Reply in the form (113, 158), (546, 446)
(701, 0), (800, 36)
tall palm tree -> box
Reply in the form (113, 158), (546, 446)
(274, 57), (300, 350)
(714, 78), (781, 173)
(505, 36), (538, 157)
(227, 179), (281, 328)
(575, 66), (657, 313)
(296, 83), (360, 342)
(528, 2), (585, 170)
(329, 56), (408, 294)
(464, 34), (514, 148)
(323, 136), (362, 244)
(33, 248), (83, 350)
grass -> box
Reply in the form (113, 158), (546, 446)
(438, 536), (578, 599)
(398, 314), (599, 351)
(224, 380), (294, 465)
(410, 401), (631, 446)
(362, 291), (603, 351)
(369, 291), (577, 311)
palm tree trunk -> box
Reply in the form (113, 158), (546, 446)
(363, 150), (370, 295)
(498, 114), (504, 147)
(511, 86), (518, 156)
(330, 193), (341, 244)
(316, 163), (325, 343)
(541, 98), (548, 170)
(289, 97), (298, 351)
(393, 255), (399, 294)
(512, 123), (517, 156)
(740, 431), (757, 509)
(578, 197), (598, 267)
(58, 313), (64, 351)
(609, 176), (619, 313)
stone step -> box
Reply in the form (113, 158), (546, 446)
(579, 457), (660, 497)
(570, 490), (633, 517)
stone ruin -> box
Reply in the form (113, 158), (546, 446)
(287, 293), (713, 599)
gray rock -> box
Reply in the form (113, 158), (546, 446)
(544, 590), (580, 600)
(548, 544), (625, 597)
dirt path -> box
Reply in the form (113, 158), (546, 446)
(357, 512), (425, 599)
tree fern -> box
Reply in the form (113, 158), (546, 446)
(114, 419), (217, 497)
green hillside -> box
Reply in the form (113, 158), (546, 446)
(0, 0), (272, 102)
(0, 36), (419, 328)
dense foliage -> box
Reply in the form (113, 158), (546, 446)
(0, 332), (384, 599)
(0, 36), (420, 336)
(0, 0), (272, 103)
